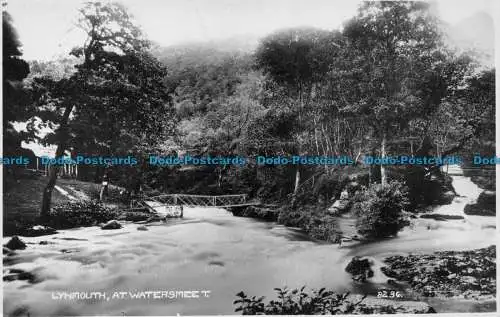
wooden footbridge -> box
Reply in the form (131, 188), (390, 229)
(146, 194), (249, 208)
(137, 194), (252, 217)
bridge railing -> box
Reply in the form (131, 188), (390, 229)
(148, 194), (248, 207)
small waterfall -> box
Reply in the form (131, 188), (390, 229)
(431, 165), (484, 219)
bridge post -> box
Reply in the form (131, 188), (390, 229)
(213, 196), (216, 206)
(173, 194), (178, 205)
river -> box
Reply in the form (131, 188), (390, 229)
(3, 165), (496, 316)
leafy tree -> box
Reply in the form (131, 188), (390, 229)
(2, 8), (31, 153)
(255, 27), (342, 197)
(163, 49), (266, 190)
(255, 27), (339, 104)
(33, 1), (172, 215)
(338, 1), (473, 185)
(431, 69), (495, 159)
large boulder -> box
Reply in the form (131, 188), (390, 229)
(478, 190), (496, 206)
(434, 190), (456, 205)
(464, 191), (496, 216)
(327, 199), (350, 215)
(4, 236), (26, 250)
(101, 220), (122, 230)
(414, 171), (455, 206)
(345, 256), (374, 282)
(3, 269), (40, 284)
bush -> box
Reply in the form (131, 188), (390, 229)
(277, 206), (313, 228)
(305, 215), (339, 242)
(233, 206), (279, 221)
(234, 287), (362, 315)
(277, 206), (340, 242)
(352, 181), (410, 238)
(43, 200), (119, 229)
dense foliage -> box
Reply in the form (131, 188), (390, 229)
(352, 181), (411, 238)
(234, 287), (362, 315)
(3, 1), (495, 237)
(2, 9), (32, 152)
(23, 2), (176, 214)
(43, 201), (119, 229)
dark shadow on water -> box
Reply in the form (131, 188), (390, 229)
(192, 251), (221, 261)
(96, 232), (129, 237)
(266, 225), (316, 242)
(343, 235), (399, 257)
(52, 237), (88, 241)
(208, 260), (225, 267)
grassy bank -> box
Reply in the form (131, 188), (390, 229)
(3, 175), (132, 236)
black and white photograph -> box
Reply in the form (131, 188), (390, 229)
(1, 0), (497, 315)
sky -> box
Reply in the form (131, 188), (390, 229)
(6, 0), (497, 61)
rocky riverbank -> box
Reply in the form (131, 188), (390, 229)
(345, 295), (436, 314)
(234, 289), (436, 314)
(381, 246), (496, 300)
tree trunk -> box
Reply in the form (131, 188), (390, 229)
(368, 164), (372, 185)
(217, 166), (223, 188)
(381, 132), (387, 186)
(99, 185), (106, 202)
(40, 105), (74, 217)
(291, 167), (301, 205)
(294, 168), (300, 193)
(41, 143), (66, 217)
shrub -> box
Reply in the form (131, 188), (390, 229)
(277, 206), (339, 242)
(305, 215), (339, 242)
(234, 287), (363, 315)
(352, 181), (410, 238)
(277, 206), (312, 228)
(43, 200), (119, 229)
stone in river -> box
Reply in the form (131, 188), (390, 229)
(101, 220), (122, 230)
(387, 279), (398, 286)
(22, 225), (58, 237)
(4, 236), (27, 250)
(437, 190), (455, 205)
(464, 190), (496, 216)
(345, 256), (374, 282)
